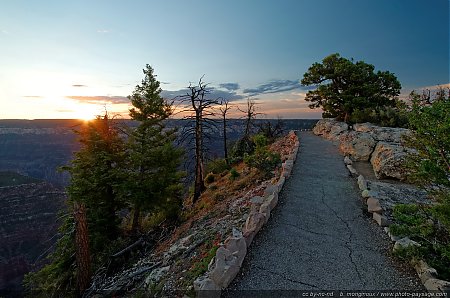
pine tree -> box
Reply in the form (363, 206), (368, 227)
(24, 114), (127, 296)
(127, 65), (184, 233)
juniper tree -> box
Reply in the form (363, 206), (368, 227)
(301, 53), (401, 123)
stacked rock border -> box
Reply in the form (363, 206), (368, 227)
(193, 131), (300, 297)
(344, 157), (450, 293)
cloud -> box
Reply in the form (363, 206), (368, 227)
(23, 95), (43, 98)
(72, 84), (87, 87)
(219, 83), (240, 91)
(97, 29), (110, 33)
(66, 95), (129, 104)
(161, 87), (243, 102)
(56, 109), (74, 113)
(243, 79), (308, 96)
(1, 29), (9, 35)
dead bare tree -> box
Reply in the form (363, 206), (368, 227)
(238, 97), (261, 138)
(219, 98), (232, 164)
(179, 77), (220, 204)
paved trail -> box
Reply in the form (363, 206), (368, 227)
(227, 132), (422, 292)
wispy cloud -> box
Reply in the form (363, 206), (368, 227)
(242, 79), (306, 96)
(23, 95), (43, 98)
(97, 29), (110, 33)
(66, 95), (129, 104)
(72, 84), (88, 87)
(1, 29), (9, 35)
(56, 109), (74, 113)
(219, 82), (240, 91)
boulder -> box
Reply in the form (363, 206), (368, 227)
(277, 176), (285, 192)
(209, 236), (247, 288)
(265, 193), (278, 211)
(370, 142), (408, 180)
(243, 212), (266, 247)
(353, 122), (377, 133)
(354, 123), (411, 143)
(328, 121), (349, 140)
(312, 119), (335, 136)
(357, 175), (368, 191)
(339, 131), (376, 161)
(313, 119), (348, 140)
(393, 237), (421, 252)
(373, 213), (390, 227)
(194, 276), (221, 296)
(361, 189), (377, 199)
(347, 165), (358, 175)
(423, 278), (450, 293)
(264, 184), (277, 197)
(344, 156), (353, 165)
(367, 198), (383, 213)
(413, 260), (438, 284)
(259, 202), (271, 222)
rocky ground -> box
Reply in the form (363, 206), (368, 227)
(85, 132), (298, 297)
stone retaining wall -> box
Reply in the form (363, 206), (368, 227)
(193, 131), (300, 296)
(344, 156), (450, 293)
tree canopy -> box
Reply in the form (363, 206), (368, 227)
(301, 53), (401, 123)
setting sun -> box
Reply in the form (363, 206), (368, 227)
(73, 104), (101, 121)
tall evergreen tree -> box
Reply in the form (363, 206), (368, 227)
(24, 114), (127, 296)
(127, 64), (184, 233)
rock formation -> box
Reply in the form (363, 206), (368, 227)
(313, 119), (411, 180)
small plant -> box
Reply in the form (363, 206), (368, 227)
(229, 168), (240, 180)
(243, 134), (281, 177)
(206, 158), (230, 174)
(391, 203), (450, 280)
(204, 172), (215, 184)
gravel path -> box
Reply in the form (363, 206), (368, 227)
(226, 131), (423, 293)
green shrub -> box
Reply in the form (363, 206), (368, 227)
(243, 134), (281, 177)
(391, 203), (450, 280)
(206, 158), (230, 174)
(204, 172), (215, 184)
(229, 168), (240, 180)
(349, 104), (408, 127)
(230, 136), (255, 161)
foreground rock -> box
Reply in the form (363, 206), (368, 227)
(313, 119), (411, 180)
(370, 142), (408, 180)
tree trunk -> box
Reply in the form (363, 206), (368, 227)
(74, 202), (91, 296)
(193, 112), (205, 203)
(223, 116), (228, 164)
(131, 204), (141, 235)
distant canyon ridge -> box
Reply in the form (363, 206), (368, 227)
(0, 118), (318, 295)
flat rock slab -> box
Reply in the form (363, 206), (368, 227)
(226, 132), (423, 293)
(368, 181), (429, 211)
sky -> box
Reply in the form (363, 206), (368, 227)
(0, 0), (448, 119)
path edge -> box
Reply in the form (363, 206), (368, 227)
(193, 131), (300, 297)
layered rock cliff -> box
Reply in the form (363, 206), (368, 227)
(0, 174), (66, 295)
